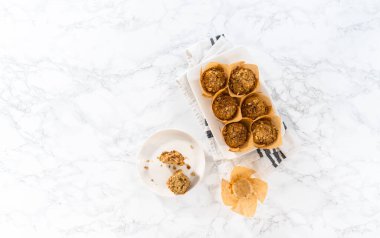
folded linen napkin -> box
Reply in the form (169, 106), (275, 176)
(177, 35), (299, 178)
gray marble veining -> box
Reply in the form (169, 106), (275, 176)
(0, 0), (379, 237)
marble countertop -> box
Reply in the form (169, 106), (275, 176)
(1, 0), (380, 237)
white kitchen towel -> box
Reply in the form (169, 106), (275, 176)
(186, 34), (232, 68)
(177, 35), (299, 177)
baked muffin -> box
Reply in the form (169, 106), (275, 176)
(241, 94), (271, 119)
(229, 66), (257, 95)
(167, 170), (191, 195)
(201, 66), (227, 95)
(212, 92), (239, 121)
(251, 118), (278, 146)
(222, 122), (249, 148)
(158, 150), (185, 166)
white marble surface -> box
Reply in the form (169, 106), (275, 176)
(0, 0), (380, 237)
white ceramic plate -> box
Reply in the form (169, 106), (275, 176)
(187, 46), (285, 160)
(137, 129), (205, 197)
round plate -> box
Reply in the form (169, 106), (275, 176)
(137, 129), (205, 197)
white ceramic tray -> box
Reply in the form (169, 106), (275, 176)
(187, 46), (285, 160)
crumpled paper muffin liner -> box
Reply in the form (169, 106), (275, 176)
(221, 166), (268, 217)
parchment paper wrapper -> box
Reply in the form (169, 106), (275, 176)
(228, 61), (260, 98)
(221, 166), (268, 217)
(200, 62), (229, 97)
(222, 118), (254, 152)
(212, 88), (242, 123)
(251, 115), (282, 149)
(240, 92), (274, 120)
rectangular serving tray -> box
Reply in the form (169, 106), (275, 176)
(187, 46), (285, 160)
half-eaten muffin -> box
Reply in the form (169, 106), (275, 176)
(167, 170), (191, 195)
(158, 150), (185, 166)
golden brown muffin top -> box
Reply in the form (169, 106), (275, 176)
(241, 95), (270, 119)
(212, 93), (239, 120)
(201, 66), (227, 94)
(251, 118), (278, 146)
(229, 67), (257, 95)
(223, 122), (249, 148)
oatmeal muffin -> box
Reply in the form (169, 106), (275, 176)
(201, 65), (228, 95)
(229, 66), (257, 95)
(158, 150), (185, 166)
(212, 92), (239, 121)
(241, 94), (271, 119)
(167, 170), (191, 195)
(251, 118), (278, 146)
(222, 122), (249, 148)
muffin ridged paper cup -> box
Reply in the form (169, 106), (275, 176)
(212, 87), (241, 124)
(251, 115), (282, 149)
(228, 61), (260, 98)
(200, 62), (229, 97)
(222, 118), (254, 152)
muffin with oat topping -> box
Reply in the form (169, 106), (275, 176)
(241, 93), (271, 119)
(229, 63), (259, 96)
(200, 63), (228, 96)
(167, 170), (191, 195)
(212, 90), (239, 121)
(222, 121), (249, 149)
(251, 117), (278, 146)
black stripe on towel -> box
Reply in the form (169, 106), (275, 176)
(216, 34), (225, 40)
(204, 119), (213, 138)
(264, 149), (277, 168)
(257, 149), (263, 158)
(206, 130), (213, 138)
(283, 122), (287, 130)
(279, 149), (286, 159)
(272, 149), (282, 164)
(210, 34), (225, 46)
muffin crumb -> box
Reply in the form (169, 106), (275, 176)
(191, 172), (196, 176)
(144, 166), (149, 170)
